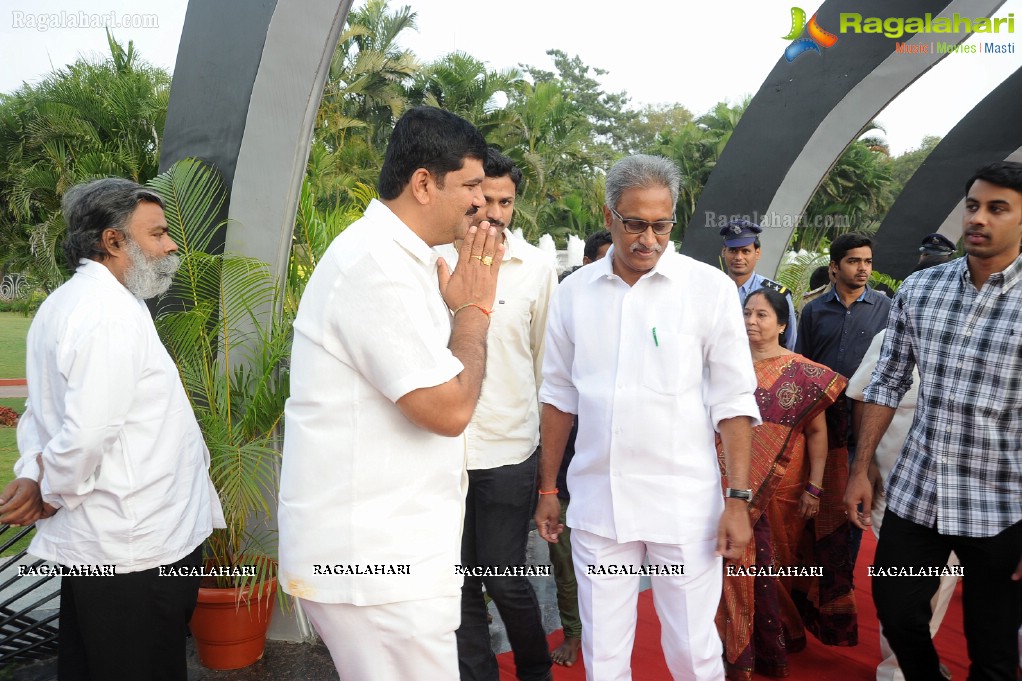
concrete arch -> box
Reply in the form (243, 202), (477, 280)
(161, 0), (353, 285)
(160, 0), (354, 641)
(683, 0), (1005, 276)
(873, 66), (1022, 280)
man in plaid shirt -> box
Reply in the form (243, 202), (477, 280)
(846, 160), (1022, 680)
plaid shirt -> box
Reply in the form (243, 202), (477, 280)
(864, 255), (1022, 537)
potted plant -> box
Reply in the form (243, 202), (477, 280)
(149, 159), (291, 670)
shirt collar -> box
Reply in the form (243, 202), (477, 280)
(501, 230), (525, 263)
(738, 271), (763, 294)
(75, 258), (140, 301)
(602, 245), (683, 283)
(961, 252), (1022, 292)
(366, 199), (438, 268)
(831, 285), (872, 304)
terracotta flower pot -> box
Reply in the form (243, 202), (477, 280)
(189, 579), (277, 670)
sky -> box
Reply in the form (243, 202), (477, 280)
(1, 0), (1019, 155)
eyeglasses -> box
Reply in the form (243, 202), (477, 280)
(610, 208), (676, 235)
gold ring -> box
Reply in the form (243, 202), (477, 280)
(481, 255), (494, 266)
(471, 255), (482, 261)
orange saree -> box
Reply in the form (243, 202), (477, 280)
(715, 355), (852, 680)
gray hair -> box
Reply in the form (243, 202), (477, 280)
(604, 155), (681, 211)
(62, 177), (164, 271)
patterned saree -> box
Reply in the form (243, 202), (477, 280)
(715, 355), (855, 680)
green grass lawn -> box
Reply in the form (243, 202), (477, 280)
(1, 398), (23, 488)
(0, 400), (32, 557)
(0, 311), (31, 378)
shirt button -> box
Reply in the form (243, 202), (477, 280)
(946, 427), (952, 433)
(965, 330), (972, 337)
(941, 457), (948, 464)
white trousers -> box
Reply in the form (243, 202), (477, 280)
(571, 528), (724, 681)
(300, 595), (460, 681)
(872, 495), (960, 681)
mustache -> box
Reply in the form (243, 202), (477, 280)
(630, 242), (664, 253)
(466, 206), (479, 216)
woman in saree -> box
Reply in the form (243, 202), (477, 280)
(716, 287), (852, 680)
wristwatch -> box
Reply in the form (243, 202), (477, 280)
(724, 488), (753, 501)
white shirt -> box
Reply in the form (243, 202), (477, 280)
(15, 260), (224, 572)
(278, 200), (467, 606)
(435, 232), (557, 469)
(540, 248), (761, 545)
(845, 330), (918, 481)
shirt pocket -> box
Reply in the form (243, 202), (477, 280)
(491, 296), (531, 342)
(641, 330), (702, 395)
(971, 329), (1022, 414)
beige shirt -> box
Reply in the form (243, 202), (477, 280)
(436, 232), (557, 469)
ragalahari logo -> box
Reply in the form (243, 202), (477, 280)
(783, 7), (839, 61)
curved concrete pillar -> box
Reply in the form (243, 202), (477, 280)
(873, 67), (1022, 280)
(160, 0), (353, 642)
(684, 0), (1005, 276)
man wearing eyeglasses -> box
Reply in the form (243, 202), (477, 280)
(535, 154), (760, 680)
(720, 219), (798, 350)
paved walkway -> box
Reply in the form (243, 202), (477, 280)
(7, 529), (576, 681)
(0, 380), (27, 399)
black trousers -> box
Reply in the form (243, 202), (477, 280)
(872, 510), (1022, 681)
(456, 451), (552, 681)
(57, 545), (203, 681)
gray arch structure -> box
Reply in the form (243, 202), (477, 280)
(874, 66), (1022, 280)
(160, 0), (354, 641)
(684, 0), (1006, 277)
(160, 0), (353, 281)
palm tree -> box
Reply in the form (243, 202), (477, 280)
(152, 159), (287, 592)
(493, 81), (603, 242)
(0, 32), (170, 290)
(799, 124), (894, 252)
(405, 52), (524, 139)
(318, 0), (419, 150)
(651, 100), (749, 239)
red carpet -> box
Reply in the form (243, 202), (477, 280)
(497, 532), (969, 679)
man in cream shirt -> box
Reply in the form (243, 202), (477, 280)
(436, 147), (557, 681)
(278, 107), (504, 681)
(0, 178), (224, 681)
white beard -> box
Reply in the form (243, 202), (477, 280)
(123, 239), (180, 300)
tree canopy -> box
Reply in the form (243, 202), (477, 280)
(0, 1), (929, 291)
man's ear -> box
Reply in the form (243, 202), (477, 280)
(603, 205), (613, 228)
(409, 168), (432, 206)
(100, 228), (126, 258)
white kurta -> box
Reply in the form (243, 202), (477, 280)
(15, 259), (224, 572)
(435, 231), (557, 470)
